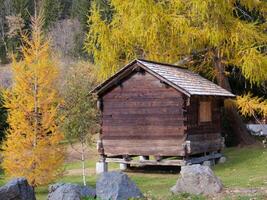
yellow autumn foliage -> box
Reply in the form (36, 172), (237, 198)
(236, 93), (267, 118)
(86, 0), (267, 83)
(2, 15), (65, 187)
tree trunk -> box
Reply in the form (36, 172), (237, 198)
(81, 141), (86, 186)
(214, 50), (256, 145)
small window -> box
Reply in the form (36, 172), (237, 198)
(199, 101), (212, 123)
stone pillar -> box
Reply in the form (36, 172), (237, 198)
(119, 163), (128, 171)
(139, 156), (149, 161)
(120, 157), (130, 171)
(96, 157), (108, 174)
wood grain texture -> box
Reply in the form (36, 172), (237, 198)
(103, 139), (186, 156)
(101, 71), (186, 156)
(106, 158), (186, 166)
(188, 138), (223, 154)
(186, 96), (223, 155)
(99, 69), (225, 158)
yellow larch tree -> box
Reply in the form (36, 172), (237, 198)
(236, 93), (267, 122)
(86, 0), (267, 144)
(86, 0), (267, 83)
(2, 15), (65, 187)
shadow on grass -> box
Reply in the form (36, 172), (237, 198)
(126, 165), (181, 174)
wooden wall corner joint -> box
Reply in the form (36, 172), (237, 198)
(97, 98), (103, 111)
(221, 137), (225, 149)
(183, 140), (191, 155)
(97, 139), (104, 155)
(186, 97), (190, 107)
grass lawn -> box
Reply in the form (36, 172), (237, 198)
(214, 147), (267, 188)
(1, 146), (267, 200)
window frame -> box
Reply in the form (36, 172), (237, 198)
(198, 100), (212, 124)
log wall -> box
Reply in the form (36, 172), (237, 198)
(186, 96), (224, 155)
(101, 70), (186, 157)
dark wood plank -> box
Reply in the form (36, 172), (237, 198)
(103, 99), (184, 108)
(100, 70), (186, 157)
(187, 133), (221, 141)
(103, 114), (185, 120)
(106, 158), (186, 166)
(103, 92), (183, 99)
(102, 126), (186, 136)
(102, 138), (186, 156)
(102, 119), (184, 126)
(187, 138), (223, 155)
(185, 96), (224, 155)
(102, 135), (186, 140)
(103, 107), (183, 115)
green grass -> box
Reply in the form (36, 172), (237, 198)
(64, 160), (118, 171)
(32, 146), (267, 199)
(214, 147), (267, 187)
(2, 146), (267, 200)
(0, 169), (6, 186)
(235, 196), (266, 200)
(64, 160), (94, 171)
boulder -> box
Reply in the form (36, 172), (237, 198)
(217, 156), (227, 164)
(47, 183), (96, 200)
(202, 160), (215, 167)
(0, 178), (36, 200)
(171, 164), (223, 195)
(96, 171), (143, 200)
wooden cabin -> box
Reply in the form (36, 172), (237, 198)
(92, 59), (235, 169)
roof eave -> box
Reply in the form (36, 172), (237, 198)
(190, 93), (236, 98)
(90, 59), (138, 96)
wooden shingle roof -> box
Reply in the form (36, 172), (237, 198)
(92, 59), (235, 98)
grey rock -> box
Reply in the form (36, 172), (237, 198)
(96, 171), (143, 200)
(47, 183), (96, 200)
(0, 178), (36, 200)
(171, 164), (223, 195)
(202, 160), (215, 167)
(218, 156), (227, 164)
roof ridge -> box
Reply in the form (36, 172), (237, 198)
(137, 58), (187, 70)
